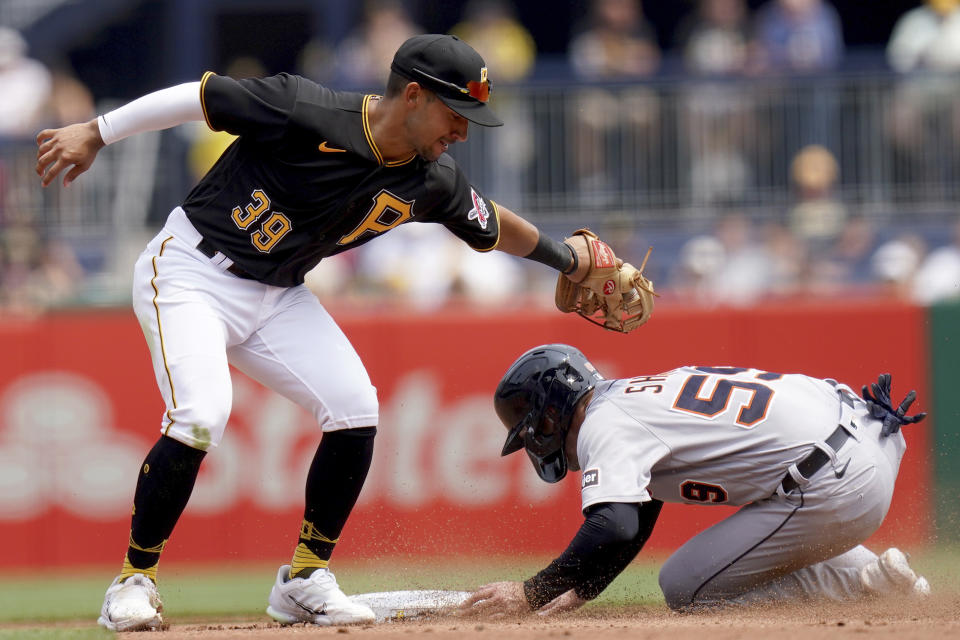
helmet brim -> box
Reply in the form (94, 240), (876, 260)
(501, 421), (526, 456)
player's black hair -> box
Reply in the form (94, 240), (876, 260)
(385, 71), (409, 98)
(385, 71), (438, 102)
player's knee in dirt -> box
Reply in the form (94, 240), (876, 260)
(658, 562), (699, 611)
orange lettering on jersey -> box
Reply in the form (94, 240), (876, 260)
(251, 211), (292, 253)
(338, 189), (415, 245)
(232, 189), (271, 230)
(228, 189), (293, 253)
(625, 375), (666, 394)
(680, 480), (728, 504)
(625, 384), (663, 394)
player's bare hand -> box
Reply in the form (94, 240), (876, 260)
(459, 581), (531, 618)
(536, 589), (587, 617)
(36, 119), (105, 188)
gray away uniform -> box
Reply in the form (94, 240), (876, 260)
(577, 366), (905, 608)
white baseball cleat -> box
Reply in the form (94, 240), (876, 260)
(266, 565), (375, 626)
(860, 548), (931, 597)
(97, 573), (164, 631)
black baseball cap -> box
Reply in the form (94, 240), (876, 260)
(391, 34), (503, 127)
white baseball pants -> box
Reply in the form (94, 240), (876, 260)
(131, 208), (378, 450)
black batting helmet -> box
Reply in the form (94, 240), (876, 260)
(494, 344), (604, 483)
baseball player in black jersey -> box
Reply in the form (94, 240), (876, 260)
(36, 35), (648, 631)
(462, 345), (930, 617)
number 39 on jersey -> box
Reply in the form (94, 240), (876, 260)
(230, 189), (293, 253)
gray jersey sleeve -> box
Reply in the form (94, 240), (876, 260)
(577, 387), (669, 511)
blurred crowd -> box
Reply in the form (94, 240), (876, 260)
(661, 203), (960, 309)
(0, 25), (93, 317)
(306, 140), (960, 311)
(4, 0), (960, 315)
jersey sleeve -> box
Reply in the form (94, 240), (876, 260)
(422, 156), (500, 251)
(577, 398), (665, 511)
(199, 71), (299, 144)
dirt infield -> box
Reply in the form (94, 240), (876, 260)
(119, 596), (959, 640)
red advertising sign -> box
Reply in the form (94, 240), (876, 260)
(0, 301), (931, 568)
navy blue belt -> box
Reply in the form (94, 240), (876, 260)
(781, 425), (852, 493)
(196, 239), (251, 279)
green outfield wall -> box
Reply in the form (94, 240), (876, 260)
(929, 301), (960, 542)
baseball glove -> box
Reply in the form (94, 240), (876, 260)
(555, 229), (656, 333)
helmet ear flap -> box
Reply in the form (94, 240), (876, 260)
(528, 448), (567, 483)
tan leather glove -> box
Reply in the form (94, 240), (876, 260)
(555, 229), (656, 333)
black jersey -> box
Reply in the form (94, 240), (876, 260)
(181, 72), (501, 287)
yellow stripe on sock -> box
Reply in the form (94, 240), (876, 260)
(129, 535), (167, 554)
(299, 520), (339, 544)
(290, 543), (330, 579)
(120, 555), (158, 582)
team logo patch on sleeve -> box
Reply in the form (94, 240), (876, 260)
(467, 188), (489, 230)
(582, 469), (600, 488)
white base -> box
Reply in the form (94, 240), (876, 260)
(348, 590), (470, 623)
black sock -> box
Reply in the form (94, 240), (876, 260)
(121, 435), (206, 578)
(291, 427), (376, 578)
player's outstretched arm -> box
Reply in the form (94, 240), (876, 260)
(495, 204), (590, 282)
(462, 502), (660, 619)
(37, 81), (204, 188)
(36, 119), (105, 188)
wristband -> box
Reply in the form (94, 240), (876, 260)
(526, 231), (578, 274)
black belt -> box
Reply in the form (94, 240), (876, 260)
(196, 239), (251, 279)
(781, 425), (852, 493)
